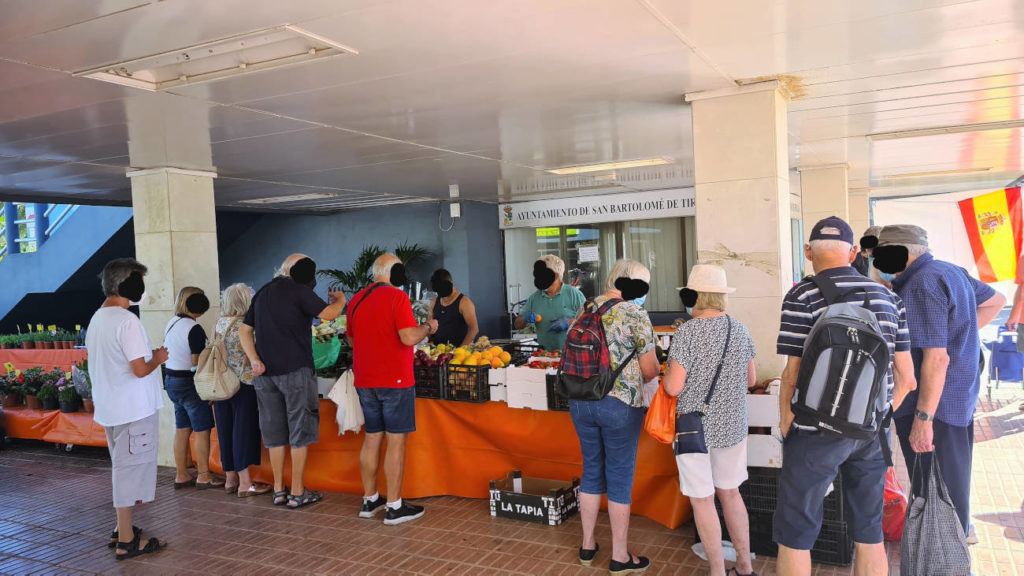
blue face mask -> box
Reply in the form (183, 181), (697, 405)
(631, 295), (647, 308)
(877, 270), (897, 284)
(867, 256), (874, 269)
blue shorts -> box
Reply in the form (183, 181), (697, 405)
(569, 395), (645, 505)
(164, 374), (214, 432)
(773, 428), (887, 549)
(357, 386), (416, 434)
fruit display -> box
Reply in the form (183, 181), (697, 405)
(448, 337), (513, 369)
(526, 349), (560, 370)
(312, 322), (338, 343)
(414, 344), (455, 367)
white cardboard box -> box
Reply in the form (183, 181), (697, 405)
(746, 394), (781, 428)
(489, 384), (508, 403)
(506, 367), (549, 410)
(747, 429), (783, 468)
(489, 368), (508, 386)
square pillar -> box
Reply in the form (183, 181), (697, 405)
(129, 167), (220, 466)
(799, 164), (849, 271)
(687, 81), (792, 378)
(848, 190), (872, 238)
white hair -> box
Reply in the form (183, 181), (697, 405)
(372, 254), (401, 280)
(221, 283), (252, 317)
(808, 239), (854, 255)
(905, 243), (930, 257)
(538, 254), (566, 278)
(275, 253), (308, 278)
(605, 259), (651, 291)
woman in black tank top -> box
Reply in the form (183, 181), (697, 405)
(428, 269), (479, 346)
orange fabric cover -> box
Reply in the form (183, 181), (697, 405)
(210, 398), (692, 529)
(0, 349), (88, 374)
(0, 407), (107, 447)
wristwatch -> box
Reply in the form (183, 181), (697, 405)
(914, 409), (934, 422)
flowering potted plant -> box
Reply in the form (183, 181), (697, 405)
(36, 381), (59, 411)
(20, 367), (43, 409)
(56, 375), (79, 413)
(36, 332), (54, 350)
(0, 373), (23, 408)
(56, 330), (75, 349)
(72, 360), (93, 413)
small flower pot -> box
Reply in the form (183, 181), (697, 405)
(0, 343), (7, 349)
(23, 341), (35, 350)
(25, 395), (42, 410)
(41, 342), (54, 350)
(81, 398), (94, 413)
(41, 397), (59, 411)
(1, 393), (23, 408)
(59, 399), (79, 413)
(64, 341), (74, 349)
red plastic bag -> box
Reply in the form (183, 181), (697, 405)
(644, 386), (676, 444)
(883, 467), (907, 541)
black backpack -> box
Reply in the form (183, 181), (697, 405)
(792, 275), (893, 462)
(556, 298), (635, 401)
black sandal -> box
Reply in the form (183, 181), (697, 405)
(273, 488), (290, 506)
(115, 534), (165, 561)
(108, 525), (142, 548)
(727, 569), (758, 576)
(578, 542), (599, 566)
(286, 489), (323, 509)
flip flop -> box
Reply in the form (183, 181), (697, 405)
(223, 484), (239, 494)
(173, 478), (196, 490)
(195, 477), (226, 490)
(237, 484), (272, 498)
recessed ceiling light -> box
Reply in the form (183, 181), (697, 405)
(546, 157), (673, 175)
(868, 120), (1024, 141)
(883, 167), (993, 179)
(239, 193), (338, 205)
(72, 25), (357, 92)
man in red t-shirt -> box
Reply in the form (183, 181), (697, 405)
(347, 254), (438, 525)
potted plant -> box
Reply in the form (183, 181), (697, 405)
(37, 332), (54, 350)
(0, 373), (23, 408)
(60, 330), (76, 349)
(20, 333), (35, 350)
(56, 375), (79, 413)
(37, 381), (58, 410)
(72, 360), (93, 413)
(20, 367), (42, 409)
(0, 334), (18, 350)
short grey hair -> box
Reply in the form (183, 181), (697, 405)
(905, 243), (930, 257)
(222, 283), (252, 317)
(808, 239), (855, 255)
(275, 253), (308, 278)
(99, 258), (147, 297)
(372, 254), (401, 280)
(538, 254), (566, 278)
(605, 259), (651, 291)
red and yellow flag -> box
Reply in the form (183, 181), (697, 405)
(958, 187), (1023, 282)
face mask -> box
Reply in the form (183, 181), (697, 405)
(614, 277), (650, 301)
(877, 270), (898, 284)
(867, 256), (874, 269)
(289, 257), (318, 289)
(432, 280), (454, 298)
(533, 261), (556, 291)
(872, 245), (909, 275)
(118, 272), (146, 304)
(390, 263), (408, 287)
(631, 295), (647, 308)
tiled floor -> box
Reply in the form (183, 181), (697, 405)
(1, 389), (1021, 576)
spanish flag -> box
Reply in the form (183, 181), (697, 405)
(958, 187), (1023, 282)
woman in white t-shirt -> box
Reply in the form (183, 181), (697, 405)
(164, 286), (223, 490)
(86, 257), (168, 560)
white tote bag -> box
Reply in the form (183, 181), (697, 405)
(328, 371), (364, 434)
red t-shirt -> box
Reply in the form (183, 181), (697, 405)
(347, 283), (419, 388)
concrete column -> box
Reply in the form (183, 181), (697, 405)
(799, 164), (849, 271)
(129, 167), (220, 466)
(687, 81), (792, 378)
(848, 189), (872, 238)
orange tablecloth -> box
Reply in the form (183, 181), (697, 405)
(0, 349), (87, 374)
(210, 398), (693, 529)
(0, 407), (107, 447)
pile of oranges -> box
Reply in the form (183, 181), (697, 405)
(452, 345), (512, 369)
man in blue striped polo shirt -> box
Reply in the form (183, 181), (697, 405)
(874, 224), (1004, 538)
(774, 216), (917, 576)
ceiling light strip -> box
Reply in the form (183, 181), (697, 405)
(868, 119), (1024, 141)
(547, 157), (673, 175)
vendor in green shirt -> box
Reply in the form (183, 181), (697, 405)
(514, 255), (585, 351)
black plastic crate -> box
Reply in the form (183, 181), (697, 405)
(444, 364), (490, 402)
(740, 467), (846, 524)
(414, 365), (445, 399)
(501, 340), (541, 366)
(545, 374), (569, 411)
(696, 504), (853, 566)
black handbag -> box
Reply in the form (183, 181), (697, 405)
(674, 317), (732, 455)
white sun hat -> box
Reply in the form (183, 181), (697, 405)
(681, 264), (735, 294)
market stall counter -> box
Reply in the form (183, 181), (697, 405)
(0, 406), (107, 447)
(209, 397), (693, 529)
(0, 349), (88, 374)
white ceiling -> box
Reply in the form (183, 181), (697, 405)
(0, 0), (1022, 212)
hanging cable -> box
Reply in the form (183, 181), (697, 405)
(438, 201), (456, 232)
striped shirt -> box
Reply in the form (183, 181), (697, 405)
(777, 266), (911, 399)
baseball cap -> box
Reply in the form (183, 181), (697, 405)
(809, 216), (854, 244)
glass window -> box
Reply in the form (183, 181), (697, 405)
(503, 217), (693, 312)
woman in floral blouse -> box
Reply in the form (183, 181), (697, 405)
(213, 283), (270, 497)
(569, 259), (660, 574)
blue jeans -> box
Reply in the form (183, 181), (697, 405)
(569, 396), (645, 505)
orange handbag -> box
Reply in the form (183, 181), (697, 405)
(644, 385), (676, 444)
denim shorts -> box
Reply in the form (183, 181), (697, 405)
(357, 386), (416, 434)
(164, 374), (214, 432)
(569, 395), (645, 505)
(773, 427), (887, 549)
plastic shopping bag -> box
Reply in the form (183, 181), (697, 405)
(882, 467), (907, 541)
(643, 384), (676, 444)
(327, 371), (364, 435)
